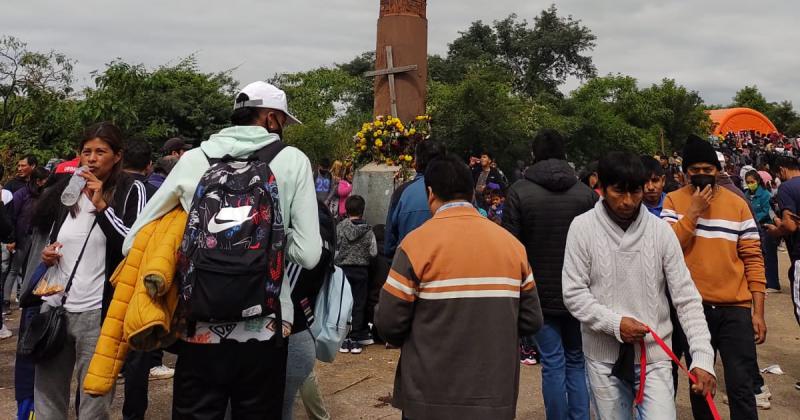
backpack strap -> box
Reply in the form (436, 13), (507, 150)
(254, 141), (287, 165)
(202, 141), (287, 166)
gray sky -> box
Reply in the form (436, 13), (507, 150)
(3, 0), (798, 106)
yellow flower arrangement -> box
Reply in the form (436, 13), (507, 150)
(352, 114), (432, 174)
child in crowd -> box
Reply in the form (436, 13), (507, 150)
(488, 188), (506, 224)
(335, 195), (378, 354)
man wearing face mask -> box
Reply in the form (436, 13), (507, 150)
(121, 81), (322, 418)
(661, 135), (766, 420)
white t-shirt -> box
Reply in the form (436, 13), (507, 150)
(44, 194), (107, 312)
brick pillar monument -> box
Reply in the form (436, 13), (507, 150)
(373, 0), (428, 122)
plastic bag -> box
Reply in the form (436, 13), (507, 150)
(32, 258), (67, 297)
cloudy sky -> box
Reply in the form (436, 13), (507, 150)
(3, 0), (798, 106)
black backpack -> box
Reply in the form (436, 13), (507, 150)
(178, 142), (287, 324)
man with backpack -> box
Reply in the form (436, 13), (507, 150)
(122, 81), (321, 419)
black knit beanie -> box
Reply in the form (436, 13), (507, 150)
(682, 134), (721, 171)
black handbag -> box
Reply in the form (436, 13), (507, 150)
(18, 219), (98, 362)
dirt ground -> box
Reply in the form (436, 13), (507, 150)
(2, 253), (799, 419)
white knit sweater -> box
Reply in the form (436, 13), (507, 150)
(563, 200), (715, 375)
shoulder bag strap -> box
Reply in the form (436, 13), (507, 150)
(60, 218), (99, 305)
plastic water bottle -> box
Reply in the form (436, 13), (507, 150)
(60, 167), (88, 206)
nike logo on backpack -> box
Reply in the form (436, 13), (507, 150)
(208, 206), (254, 233)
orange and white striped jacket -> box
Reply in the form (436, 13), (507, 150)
(374, 204), (542, 419)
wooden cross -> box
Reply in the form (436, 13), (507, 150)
(364, 45), (418, 117)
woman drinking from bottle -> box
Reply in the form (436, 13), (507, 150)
(33, 122), (147, 420)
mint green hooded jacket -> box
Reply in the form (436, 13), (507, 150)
(122, 126), (322, 328)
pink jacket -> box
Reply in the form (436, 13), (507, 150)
(337, 180), (353, 217)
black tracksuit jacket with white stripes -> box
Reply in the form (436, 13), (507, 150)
(47, 172), (147, 318)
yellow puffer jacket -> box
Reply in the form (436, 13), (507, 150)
(84, 207), (187, 396)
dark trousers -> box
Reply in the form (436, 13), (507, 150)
(762, 231), (780, 290)
(122, 349), (164, 420)
(685, 305), (758, 420)
(15, 306), (39, 402)
(342, 265), (369, 341)
(671, 306), (765, 395)
(172, 339), (288, 420)
(669, 304), (689, 394)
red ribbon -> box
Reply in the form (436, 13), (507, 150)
(633, 326), (721, 420)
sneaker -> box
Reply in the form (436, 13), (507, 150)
(339, 339), (352, 354)
(0, 326), (11, 340)
(519, 342), (539, 365)
(760, 385), (772, 400)
(149, 365), (174, 380)
(350, 342), (363, 354)
(795, 382), (800, 390)
(766, 288), (781, 293)
(356, 337), (375, 346)
(755, 391), (771, 409)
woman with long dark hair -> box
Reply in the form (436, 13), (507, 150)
(33, 122), (147, 419)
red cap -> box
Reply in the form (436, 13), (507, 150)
(55, 157), (80, 174)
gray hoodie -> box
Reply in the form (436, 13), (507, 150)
(335, 218), (377, 266)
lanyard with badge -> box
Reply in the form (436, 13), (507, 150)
(435, 201), (473, 215)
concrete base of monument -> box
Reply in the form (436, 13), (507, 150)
(352, 162), (411, 226)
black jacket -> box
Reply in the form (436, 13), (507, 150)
(472, 166), (507, 190)
(502, 159), (597, 316)
(289, 200), (336, 334)
(46, 173), (147, 318)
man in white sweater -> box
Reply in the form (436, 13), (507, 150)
(562, 152), (715, 419)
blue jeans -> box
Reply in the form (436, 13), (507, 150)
(535, 315), (589, 420)
(586, 358), (675, 420)
(762, 232), (780, 290)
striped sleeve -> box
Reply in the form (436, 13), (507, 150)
(375, 246), (419, 346)
(383, 247), (419, 302)
(662, 193), (697, 250)
(521, 264), (535, 292)
(519, 262), (542, 336)
(103, 206), (131, 237)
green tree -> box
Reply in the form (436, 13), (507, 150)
(766, 100), (800, 135)
(731, 85), (770, 114)
(433, 5), (596, 98)
(80, 56), (237, 144)
(271, 65), (371, 164)
(641, 79), (712, 151)
(0, 35), (77, 169)
(560, 75), (660, 163)
(0, 35), (74, 130)
(427, 64), (537, 169)
(336, 51), (375, 115)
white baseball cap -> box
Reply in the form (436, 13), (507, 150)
(233, 81), (302, 125)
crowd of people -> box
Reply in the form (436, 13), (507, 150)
(0, 78), (798, 420)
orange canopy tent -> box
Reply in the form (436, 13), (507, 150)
(707, 107), (778, 135)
